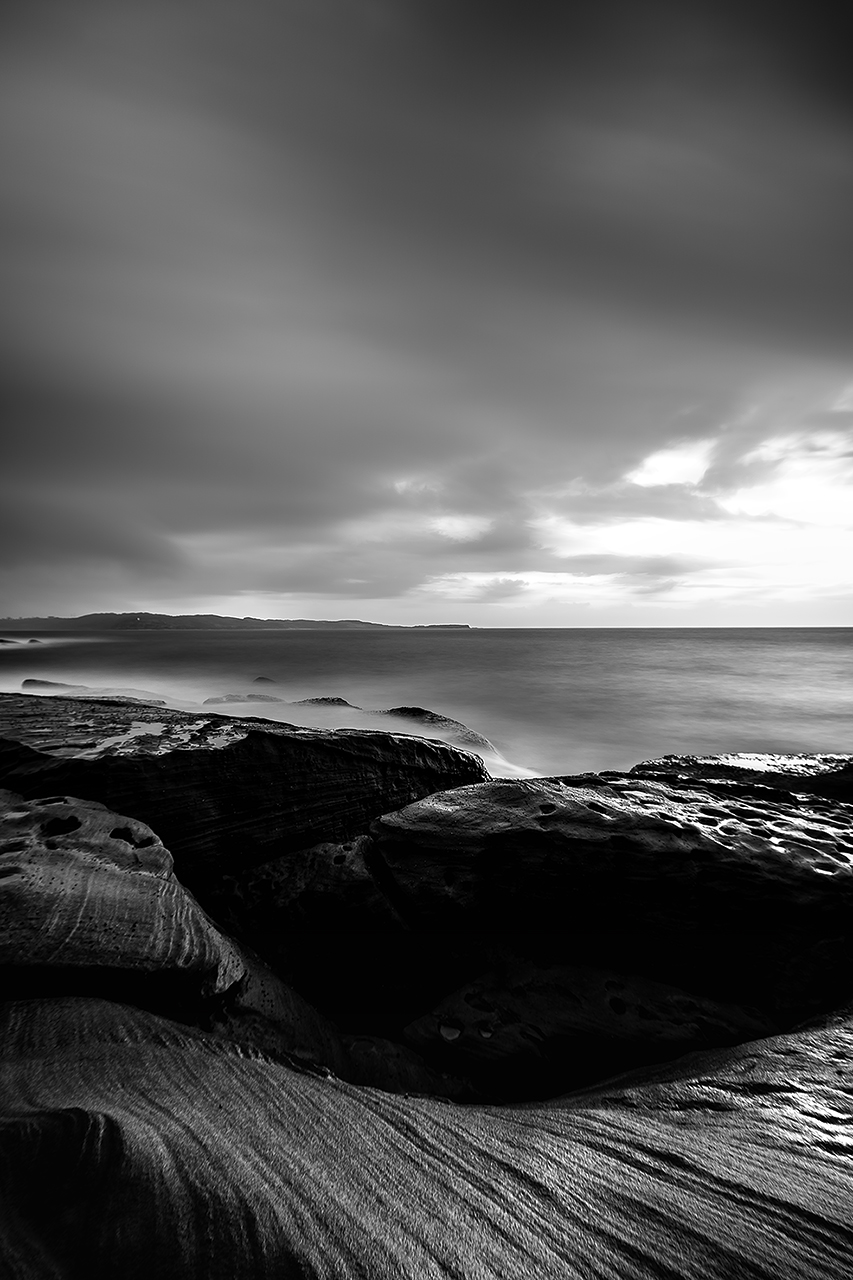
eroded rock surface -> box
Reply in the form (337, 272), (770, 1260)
(404, 960), (775, 1098)
(0, 694), (488, 885)
(2, 694), (853, 1277)
(1, 996), (851, 1279)
(628, 751), (853, 803)
(372, 775), (853, 923)
(365, 776), (853, 1016)
(0, 789), (241, 989)
(208, 767), (853, 1044)
(0, 790), (349, 1076)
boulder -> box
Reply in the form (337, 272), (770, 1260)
(1, 995), (851, 1279)
(366, 776), (853, 1016)
(0, 789), (349, 1077)
(404, 959), (775, 1099)
(0, 694), (488, 888)
(371, 705), (500, 755)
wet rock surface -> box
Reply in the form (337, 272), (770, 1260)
(2, 693), (853, 1276)
(1, 996), (851, 1280)
(0, 694), (488, 886)
(628, 750), (853, 803)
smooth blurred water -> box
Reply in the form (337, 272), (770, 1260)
(1, 628), (851, 776)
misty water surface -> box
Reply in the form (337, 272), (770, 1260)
(2, 628), (851, 777)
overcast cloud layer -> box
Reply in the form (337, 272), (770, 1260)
(2, 0), (852, 624)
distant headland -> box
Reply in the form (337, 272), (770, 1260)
(0, 612), (471, 631)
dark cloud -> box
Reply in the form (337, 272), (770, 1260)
(0, 488), (184, 573)
(1, 0), (852, 618)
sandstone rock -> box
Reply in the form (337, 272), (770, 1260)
(370, 776), (853, 931)
(367, 776), (853, 1016)
(0, 790), (349, 1076)
(1, 996), (851, 1278)
(404, 959), (776, 1099)
(628, 751), (853, 804)
(0, 694), (488, 887)
(0, 789), (241, 990)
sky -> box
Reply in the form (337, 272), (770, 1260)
(2, 0), (853, 626)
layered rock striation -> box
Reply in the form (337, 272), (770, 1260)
(1, 693), (852, 1276)
(1, 995), (851, 1279)
(0, 790), (349, 1076)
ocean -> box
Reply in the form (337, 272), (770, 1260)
(1, 627), (851, 777)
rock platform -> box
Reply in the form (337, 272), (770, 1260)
(1, 694), (852, 1278)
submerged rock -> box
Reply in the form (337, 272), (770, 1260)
(21, 678), (167, 704)
(0, 694), (488, 885)
(371, 705), (499, 755)
(294, 696), (356, 706)
(1, 995), (851, 1279)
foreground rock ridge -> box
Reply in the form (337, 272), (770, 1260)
(1, 691), (852, 1278)
(3, 997), (852, 1280)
